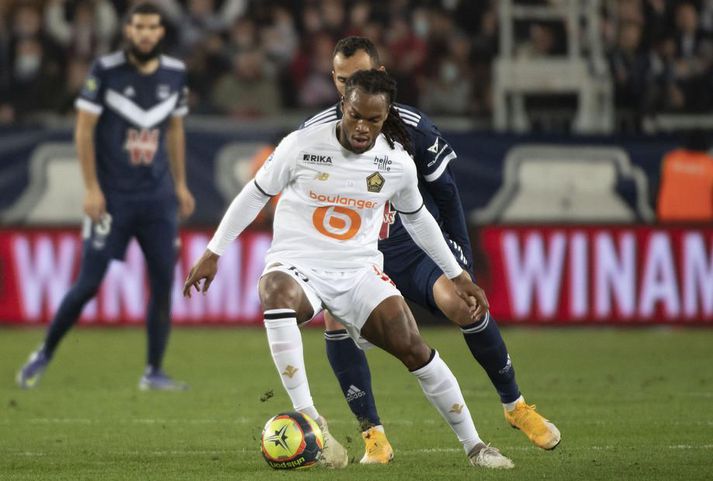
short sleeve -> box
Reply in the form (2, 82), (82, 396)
(75, 61), (105, 115)
(418, 125), (458, 183)
(254, 132), (298, 196)
(172, 73), (189, 117)
(390, 155), (424, 214)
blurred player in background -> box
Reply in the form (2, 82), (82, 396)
(184, 69), (514, 470)
(300, 36), (560, 462)
(16, 2), (195, 391)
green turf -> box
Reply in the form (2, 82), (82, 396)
(1, 326), (712, 480)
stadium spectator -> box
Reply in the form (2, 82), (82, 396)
(609, 21), (649, 124)
(1, 0), (712, 126)
(420, 31), (474, 115)
(671, 1), (713, 111)
(3, 2), (65, 121)
(43, 0), (119, 61)
(211, 47), (281, 117)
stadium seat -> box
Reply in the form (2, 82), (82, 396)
(472, 145), (655, 223)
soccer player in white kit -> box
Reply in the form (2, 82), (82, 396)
(183, 70), (513, 470)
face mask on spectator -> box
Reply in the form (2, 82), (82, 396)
(15, 53), (42, 80)
(440, 62), (458, 84)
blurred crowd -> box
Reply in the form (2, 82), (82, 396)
(0, 0), (712, 127)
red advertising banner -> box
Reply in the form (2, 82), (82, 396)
(476, 226), (713, 324)
(2, 226), (711, 326)
(0, 229), (273, 325)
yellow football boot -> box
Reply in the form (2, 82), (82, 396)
(504, 400), (561, 450)
(359, 427), (394, 464)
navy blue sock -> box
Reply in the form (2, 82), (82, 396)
(43, 249), (110, 358)
(461, 314), (521, 403)
(325, 330), (381, 429)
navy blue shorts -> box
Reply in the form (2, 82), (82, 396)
(82, 192), (178, 261)
(381, 235), (471, 316)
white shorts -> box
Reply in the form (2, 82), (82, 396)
(260, 261), (402, 348)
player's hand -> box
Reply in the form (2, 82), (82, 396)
(176, 184), (195, 220)
(84, 186), (106, 222)
(183, 249), (219, 298)
(451, 271), (489, 321)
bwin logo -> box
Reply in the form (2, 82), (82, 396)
(303, 154), (333, 165)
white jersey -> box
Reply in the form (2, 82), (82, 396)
(255, 121), (423, 270)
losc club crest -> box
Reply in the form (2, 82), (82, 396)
(366, 172), (385, 193)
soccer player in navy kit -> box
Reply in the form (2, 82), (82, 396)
(301, 37), (560, 462)
(17, 3), (195, 391)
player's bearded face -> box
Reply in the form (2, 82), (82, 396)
(126, 14), (164, 63)
(339, 89), (389, 154)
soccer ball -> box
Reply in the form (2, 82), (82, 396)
(260, 411), (324, 470)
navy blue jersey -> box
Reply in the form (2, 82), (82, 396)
(76, 51), (189, 196)
(300, 103), (473, 270)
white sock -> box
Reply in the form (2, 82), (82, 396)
(504, 395), (525, 412)
(411, 350), (482, 453)
(264, 309), (319, 421)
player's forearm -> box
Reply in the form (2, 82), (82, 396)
(166, 123), (188, 189)
(400, 207), (463, 279)
(75, 125), (100, 191)
(206, 181), (271, 255)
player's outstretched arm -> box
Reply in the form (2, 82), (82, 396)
(184, 180), (271, 298)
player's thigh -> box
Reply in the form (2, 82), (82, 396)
(330, 267), (430, 369)
(135, 216), (178, 283)
(82, 204), (133, 261)
(259, 265), (319, 324)
(384, 247), (443, 314)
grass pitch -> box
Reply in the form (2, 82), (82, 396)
(1, 326), (712, 481)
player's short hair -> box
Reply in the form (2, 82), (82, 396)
(127, 2), (164, 24)
(333, 36), (380, 65)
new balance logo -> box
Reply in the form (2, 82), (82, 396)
(346, 384), (366, 402)
(449, 403), (464, 414)
(282, 365), (299, 378)
(302, 154), (333, 165)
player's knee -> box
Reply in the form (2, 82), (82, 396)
(439, 291), (472, 326)
(259, 273), (303, 311)
(397, 336), (432, 371)
(386, 319), (431, 369)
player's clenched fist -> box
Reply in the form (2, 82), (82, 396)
(183, 250), (220, 298)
